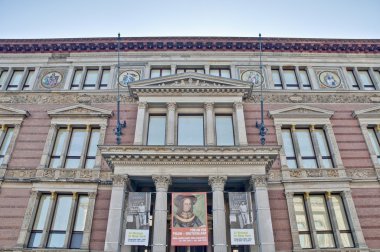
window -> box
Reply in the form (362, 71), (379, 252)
(176, 68), (205, 74)
(150, 68), (171, 78)
(0, 126), (14, 165)
(368, 126), (380, 163)
(358, 70), (376, 90)
(0, 69), (9, 88)
(7, 70), (24, 90)
(272, 69), (282, 89)
(178, 115), (204, 145)
(210, 68), (231, 78)
(215, 115), (234, 145)
(283, 69), (298, 89)
(293, 193), (354, 249)
(299, 69), (311, 89)
(346, 70), (359, 90)
(281, 126), (333, 169)
(22, 69), (35, 90)
(347, 68), (378, 90)
(49, 125), (100, 169)
(70, 67), (110, 90)
(147, 115), (166, 145)
(28, 193), (90, 249)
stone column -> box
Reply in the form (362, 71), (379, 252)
(152, 175), (171, 252)
(104, 175), (129, 252)
(204, 102), (215, 145)
(250, 175), (275, 252)
(284, 192), (302, 250)
(234, 102), (248, 146)
(209, 175), (227, 252)
(166, 103), (176, 145)
(134, 102), (147, 145)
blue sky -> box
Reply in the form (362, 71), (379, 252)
(0, 0), (379, 39)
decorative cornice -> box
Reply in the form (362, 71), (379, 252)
(269, 105), (334, 119)
(352, 105), (380, 119)
(48, 104), (113, 118)
(208, 175), (227, 191)
(0, 105), (29, 118)
(1, 37), (379, 54)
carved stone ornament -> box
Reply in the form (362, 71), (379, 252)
(41, 71), (64, 89)
(138, 102), (148, 109)
(167, 102), (176, 111)
(240, 70), (264, 87)
(250, 175), (267, 187)
(204, 102), (214, 111)
(234, 102), (243, 110)
(152, 175), (171, 191)
(112, 175), (129, 187)
(318, 71), (341, 88)
(208, 175), (227, 191)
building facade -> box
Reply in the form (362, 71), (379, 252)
(0, 37), (380, 252)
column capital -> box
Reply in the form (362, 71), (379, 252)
(153, 175), (171, 192)
(167, 102), (176, 111)
(285, 191), (294, 199)
(342, 190), (352, 198)
(250, 175), (267, 188)
(138, 101), (148, 109)
(233, 102), (243, 110)
(208, 175), (227, 191)
(204, 102), (214, 111)
(112, 174), (129, 187)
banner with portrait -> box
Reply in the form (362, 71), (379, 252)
(125, 192), (151, 246)
(228, 192), (255, 245)
(171, 192), (208, 246)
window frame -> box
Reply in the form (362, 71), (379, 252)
(176, 67), (205, 74)
(209, 67), (231, 78)
(70, 66), (111, 90)
(2, 68), (36, 91)
(150, 67), (171, 78)
(271, 66), (313, 90)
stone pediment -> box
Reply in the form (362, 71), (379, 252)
(269, 105), (334, 119)
(48, 104), (113, 118)
(128, 73), (252, 98)
(0, 105), (29, 118)
(352, 106), (380, 119)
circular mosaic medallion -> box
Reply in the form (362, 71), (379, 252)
(319, 71), (341, 88)
(241, 70), (264, 86)
(119, 70), (140, 87)
(41, 71), (63, 88)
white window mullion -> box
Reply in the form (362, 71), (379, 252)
(325, 192), (344, 248)
(79, 125), (91, 168)
(60, 125), (72, 168)
(41, 192), (57, 247)
(303, 193), (319, 249)
(64, 193), (79, 248)
(290, 125), (303, 168)
(309, 125), (324, 168)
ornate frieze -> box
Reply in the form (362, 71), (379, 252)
(208, 175), (227, 191)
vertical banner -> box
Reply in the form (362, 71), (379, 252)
(228, 192), (255, 245)
(171, 192), (208, 246)
(125, 192), (151, 246)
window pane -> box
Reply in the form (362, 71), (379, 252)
(216, 116), (234, 146)
(150, 69), (160, 78)
(70, 232), (83, 249)
(51, 129), (68, 156)
(0, 70), (8, 86)
(196, 69), (205, 74)
(340, 233), (354, 248)
(347, 70), (359, 90)
(84, 70), (98, 89)
(67, 129), (87, 156)
(331, 195), (350, 230)
(209, 69), (219, 76)
(84, 159), (95, 169)
(299, 70), (311, 89)
(358, 70), (375, 90)
(282, 129), (296, 157)
(283, 70), (298, 89)
(51, 195), (73, 231)
(7, 70), (23, 90)
(28, 232), (42, 248)
(33, 194), (51, 230)
(162, 69), (171, 76)
(299, 234), (312, 249)
(317, 233), (335, 248)
(309, 196), (332, 231)
(220, 69), (231, 78)
(47, 233), (65, 248)
(293, 196), (309, 231)
(302, 159), (318, 168)
(74, 196), (89, 231)
(178, 115), (204, 145)
(368, 128), (380, 156)
(147, 116), (166, 145)
(100, 69), (110, 88)
(23, 70), (35, 89)
(272, 69), (282, 89)
(315, 129), (330, 156)
(296, 130), (315, 156)
(87, 129), (100, 157)
(0, 128), (14, 156)
(72, 69), (83, 88)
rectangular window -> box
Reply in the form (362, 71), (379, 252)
(215, 115), (234, 146)
(283, 69), (299, 89)
(150, 68), (171, 78)
(299, 69), (312, 89)
(210, 68), (231, 78)
(100, 69), (110, 89)
(368, 127), (380, 163)
(7, 70), (24, 90)
(0, 69), (8, 88)
(71, 69), (83, 90)
(358, 70), (376, 90)
(23, 70), (35, 90)
(293, 194), (353, 249)
(28, 193), (89, 249)
(49, 126), (100, 169)
(0, 127), (14, 165)
(272, 69), (282, 89)
(147, 115), (166, 145)
(178, 115), (204, 145)
(282, 126), (333, 169)
(347, 70), (359, 90)
(176, 68), (205, 74)
(83, 69), (98, 89)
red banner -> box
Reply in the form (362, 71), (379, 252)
(171, 192), (208, 246)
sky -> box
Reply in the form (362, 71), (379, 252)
(0, 0), (379, 39)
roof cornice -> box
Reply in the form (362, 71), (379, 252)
(1, 37), (379, 54)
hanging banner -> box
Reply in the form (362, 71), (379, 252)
(125, 192), (151, 246)
(228, 192), (255, 245)
(171, 192), (208, 246)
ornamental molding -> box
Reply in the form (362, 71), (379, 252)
(269, 105), (334, 119)
(352, 105), (380, 119)
(0, 104), (29, 118)
(128, 73), (252, 98)
(47, 104), (113, 118)
(282, 168), (349, 182)
(208, 175), (227, 191)
(99, 145), (280, 171)
(250, 175), (267, 187)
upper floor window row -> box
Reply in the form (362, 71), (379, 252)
(346, 68), (379, 90)
(0, 68), (36, 91)
(70, 67), (110, 90)
(272, 67), (312, 90)
(150, 67), (231, 78)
